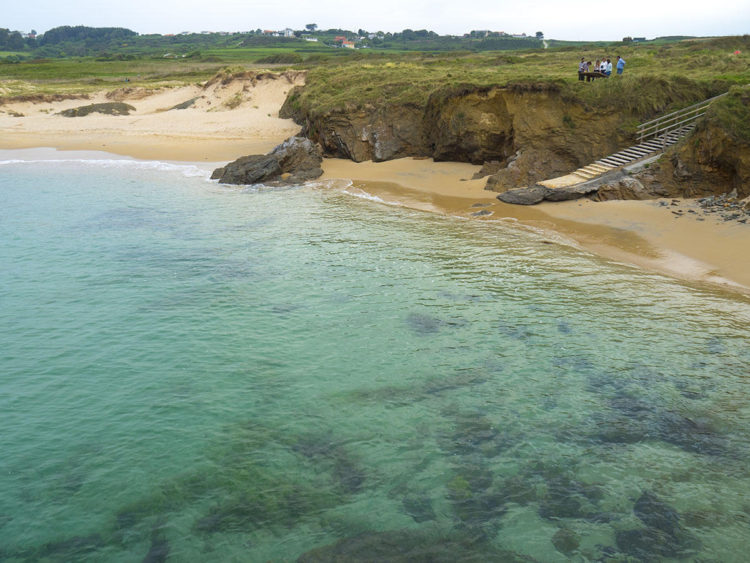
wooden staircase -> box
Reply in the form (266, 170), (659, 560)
(541, 93), (727, 187)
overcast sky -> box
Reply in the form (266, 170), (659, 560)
(5, 0), (750, 41)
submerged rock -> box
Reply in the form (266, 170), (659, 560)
(402, 495), (436, 523)
(552, 527), (580, 555)
(633, 491), (680, 535)
(296, 529), (528, 562)
(405, 312), (443, 335)
(212, 136), (323, 185)
(615, 490), (702, 560)
(143, 535), (169, 563)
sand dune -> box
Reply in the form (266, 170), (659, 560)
(0, 71), (305, 161)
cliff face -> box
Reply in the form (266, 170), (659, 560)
(281, 82), (748, 200)
(622, 87), (750, 200)
(281, 84), (630, 190)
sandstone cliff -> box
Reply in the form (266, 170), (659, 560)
(282, 82), (675, 192)
(281, 79), (746, 200)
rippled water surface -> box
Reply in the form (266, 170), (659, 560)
(1, 157), (749, 561)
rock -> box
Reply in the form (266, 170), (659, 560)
(593, 177), (660, 200)
(497, 186), (549, 205)
(552, 528), (580, 555)
(58, 102), (135, 117)
(485, 149), (580, 194)
(142, 535), (169, 563)
(212, 136), (323, 185)
(633, 491), (680, 535)
(296, 530), (528, 562)
(269, 136), (324, 182)
(472, 160), (504, 180)
(543, 183), (600, 201)
(212, 155), (282, 184)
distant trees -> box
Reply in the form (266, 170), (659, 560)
(39, 26), (137, 46)
(305, 24), (318, 32)
(535, 31), (544, 39)
(0, 29), (27, 51)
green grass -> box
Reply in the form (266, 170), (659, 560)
(292, 36), (750, 119)
(708, 84), (750, 142)
(1, 34), (748, 114)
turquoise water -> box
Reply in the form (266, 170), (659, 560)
(1, 155), (749, 561)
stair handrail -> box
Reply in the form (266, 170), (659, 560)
(637, 92), (727, 144)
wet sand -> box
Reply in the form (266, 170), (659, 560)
(320, 158), (750, 295)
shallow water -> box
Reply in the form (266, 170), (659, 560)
(1, 157), (749, 561)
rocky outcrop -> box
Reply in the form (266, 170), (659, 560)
(212, 136), (323, 185)
(422, 85), (515, 164)
(281, 80), (747, 203)
(592, 176), (671, 201)
(643, 123), (750, 200)
(497, 182), (600, 205)
(284, 83), (630, 188)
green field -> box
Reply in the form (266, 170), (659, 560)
(1, 32), (748, 117)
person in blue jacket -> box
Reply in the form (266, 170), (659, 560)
(616, 55), (626, 75)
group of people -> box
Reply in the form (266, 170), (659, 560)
(577, 56), (626, 81)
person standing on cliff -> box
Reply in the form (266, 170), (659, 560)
(616, 55), (626, 75)
(578, 58), (587, 81)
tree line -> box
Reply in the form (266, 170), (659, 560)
(1, 24), (543, 60)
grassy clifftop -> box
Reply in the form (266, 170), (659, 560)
(291, 35), (749, 120)
(708, 84), (750, 143)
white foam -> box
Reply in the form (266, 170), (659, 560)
(0, 157), (212, 179)
(341, 186), (403, 207)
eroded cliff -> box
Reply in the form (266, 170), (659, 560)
(281, 79), (745, 200)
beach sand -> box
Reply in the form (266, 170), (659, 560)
(2, 78), (748, 295)
(0, 73), (304, 161)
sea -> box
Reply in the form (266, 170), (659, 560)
(1, 152), (749, 562)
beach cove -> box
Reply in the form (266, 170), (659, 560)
(1, 77), (748, 295)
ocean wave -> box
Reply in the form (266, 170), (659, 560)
(341, 186), (403, 207)
(0, 157), (212, 179)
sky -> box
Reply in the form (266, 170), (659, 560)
(5, 0), (750, 42)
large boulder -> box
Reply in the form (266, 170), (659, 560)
(497, 186), (549, 205)
(212, 136), (323, 185)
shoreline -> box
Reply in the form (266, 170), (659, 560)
(320, 157), (750, 296)
(1, 79), (748, 297)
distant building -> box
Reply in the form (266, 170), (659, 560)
(304, 36), (318, 42)
(342, 41), (355, 49)
(633, 37), (647, 42)
(283, 28), (294, 37)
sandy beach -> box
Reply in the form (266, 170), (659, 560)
(2, 76), (748, 295)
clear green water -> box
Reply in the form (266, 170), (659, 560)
(1, 156), (749, 562)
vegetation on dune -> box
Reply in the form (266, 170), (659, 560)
(707, 84), (750, 143)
